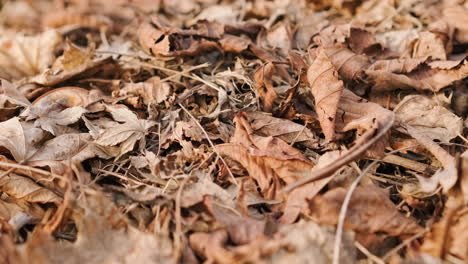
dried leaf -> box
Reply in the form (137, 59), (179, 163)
(311, 184), (423, 237)
(0, 173), (61, 204)
(246, 111), (320, 148)
(307, 47), (344, 141)
(280, 150), (341, 224)
(204, 196), (265, 245)
(0, 79), (31, 108)
(0, 118), (43, 162)
(395, 95), (463, 142)
(253, 63), (279, 112)
(366, 59), (468, 92)
(0, 29), (62, 81)
(93, 105), (156, 156)
(114, 77), (172, 107)
(217, 113), (314, 201)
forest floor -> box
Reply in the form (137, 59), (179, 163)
(0, 0), (467, 263)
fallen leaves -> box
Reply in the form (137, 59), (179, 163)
(0, 0), (467, 263)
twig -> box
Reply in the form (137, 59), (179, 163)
(354, 241), (385, 264)
(332, 146), (416, 264)
(332, 160), (379, 264)
(382, 228), (428, 261)
(172, 174), (191, 263)
(0, 161), (67, 182)
(284, 113), (395, 192)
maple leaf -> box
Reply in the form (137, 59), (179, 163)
(92, 105), (156, 156)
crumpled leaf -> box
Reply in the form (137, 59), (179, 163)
(311, 184), (423, 237)
(217, 112), (314, 202)
(404, 125), (457, 193)
(180, 173), (235, 208)
(0, 29), (62, 81)
(28, 133), (113, 174)
(307, 47), (344, 141)
(266, 220), (356, 264)
(114, 76), (172, 107)
(365, 58), (468, 92)
(253, 62), (279, 112)
(246, 111), (320, 148)
(443, 5), (468, 44)
(30, 41), (112, 86)
(189, 220), (357, 264)
(92, 105), (156, 156)
(0, 117), (43, 162)
(0, 173), (61, 204)
(204, 196), (265, 245)
(395, 95), (463, 142)
(411, 31), (447, 60)
(19, 87), (91, 135)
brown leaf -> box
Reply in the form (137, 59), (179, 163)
(420, 151), (468, 262)
(246, 111), (320, 148)
(0, 29), (62, 81)
(189, 230), (236, 263)
(217, 112), (314, 201)
(348, 27), (382, 55)
(0, 118), (43, 162)
(30, 42), (112, 86)
(180, 173), (234, 208)
(365, 58), (468, 92)
(0, 79), (31, 108)
(219, 34), (251, 53)
(280, 150), (341, 224)
(268, 220), (356, 264)
(253, 62), (279, 112)
(311, 184), (423, 237)
(285, 90), (394, 191)
(443, 6), (468, 44)
(114, 77), (172, 107)
(307, 47), (344, 141)
(204, 196), (265, 245)
(89, 105), (156, 156)
(411, 31), (447, 60)
(395, 95), (463, 142)
(0, 173), (61, 204)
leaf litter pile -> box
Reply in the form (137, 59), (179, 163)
(0, 0), (467, 263)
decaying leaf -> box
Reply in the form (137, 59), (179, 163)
(420, 151), (468, 262)
(114, 76), (172, 107)
(365, 58), (468, 92)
